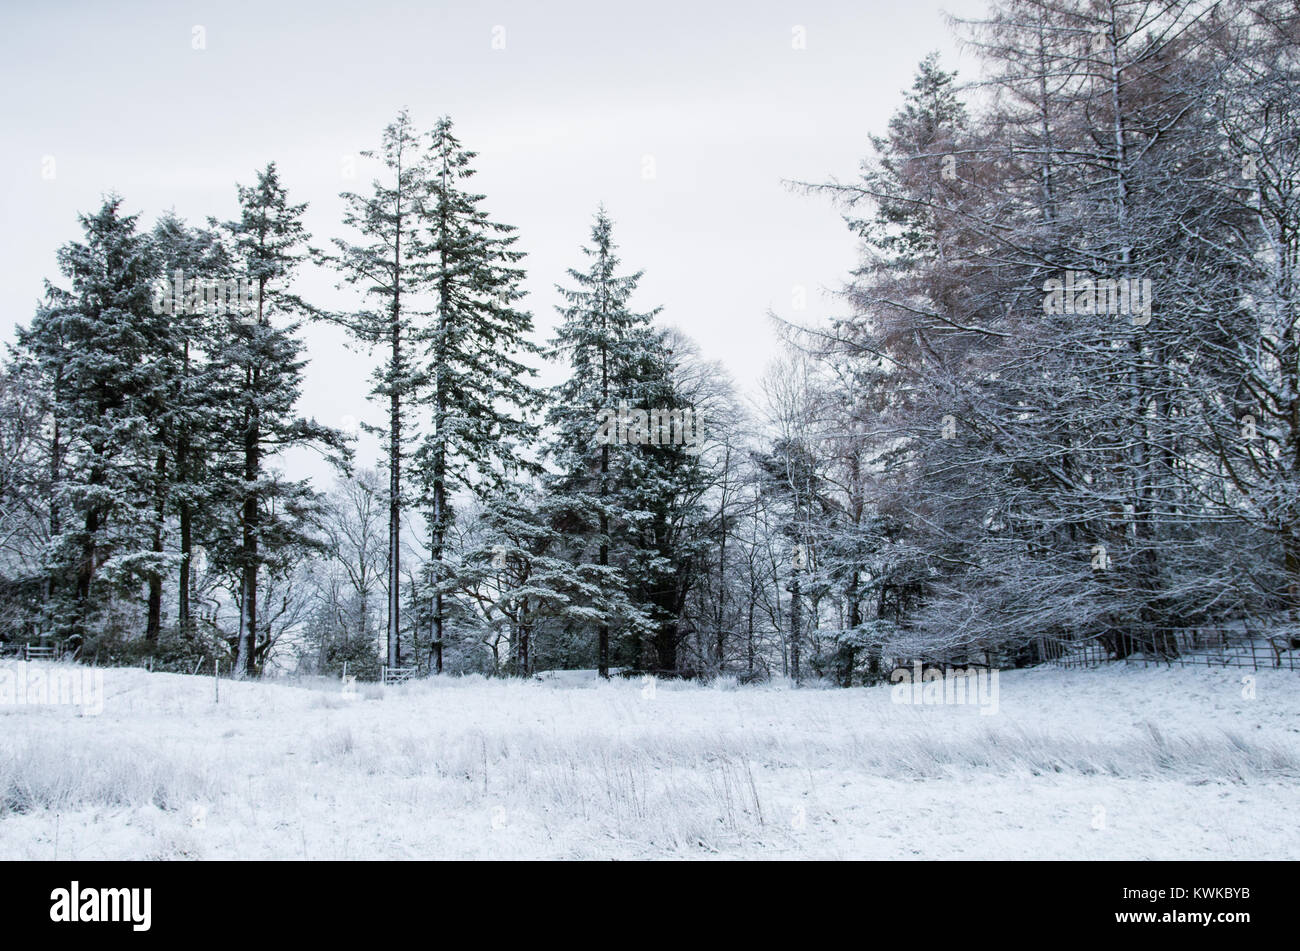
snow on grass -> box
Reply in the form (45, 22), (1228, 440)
(0, 661), (1297, 859)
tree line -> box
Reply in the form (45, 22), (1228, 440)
(1, 0), (1296, 682)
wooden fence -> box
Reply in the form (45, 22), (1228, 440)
(1049, 628), (1298, 671)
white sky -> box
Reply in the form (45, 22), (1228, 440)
(0, 0), (987, 486)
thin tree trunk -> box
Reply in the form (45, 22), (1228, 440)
(75, 447), (105, 639)
(179, 500), (191, 633)
(47, 403), (62, 634)
(715, 446), (730, 671)
(431, 459), (445, 674)
(790, 570), (801, 683)
(517, 617), (530, 677)
(237, 284), (264, 677)
(598, 443), (609, 677)
(430, 157), (449, 676)
(844, 569), (861, 687)
(176, 338), (192, 635)
(76, 502), (98, 623)
(597, 264), (612, 678)
(238, 409), (260, 676)
(146, 449), (166, 643)
(387, 178), (403, 671)
(388, 339), (401, 670)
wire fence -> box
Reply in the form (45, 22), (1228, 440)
(1047, 627), (1299, 672)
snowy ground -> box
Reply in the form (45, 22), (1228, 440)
(1, 661), (1297, 859)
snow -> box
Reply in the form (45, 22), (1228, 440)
(1, 661), (1297, 859)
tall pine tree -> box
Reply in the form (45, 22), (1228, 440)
(416, 116), (541, 673)
(329, 110), (435, 669)
(544, 208), (669, 675)
(213, 164), (343, 675)
(19, 198), (169, 645)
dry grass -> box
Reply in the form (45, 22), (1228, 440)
(1, 662), (1297, 858)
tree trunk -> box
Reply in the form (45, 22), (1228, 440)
(430, 191), (449, 676)
(74, 452), (104, 640)
(146, 449), (166, 643)
(715, 446), (730, 671)
(432, 481), (445, 674)
(178, 499), (192, 634)
(790, 570), (802, 683)
(843, 569), (861, 687)
(654, 619), (677, 673)
(237, 359), (261, 677)
(176, 338), (192, 636)
(517, 617), (530, 677)
(597, 283), (611, 679)
(387, 360), (401, 670)
(47, 407), (62, 635)
(746, 588), (755, 676)
(76, 506), (97, 622)
(1286, 532), (1300, 622)
(598, 441), (609, 677)
(387, 206), (403, 670)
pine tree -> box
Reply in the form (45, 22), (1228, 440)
(459, 484), (632, 677)
(416, 116), (541, 673)
(620, 338), (715, 673)
(149, 212), (227, 640)
(17, 197), (169, 645)
(545, 208), (661, 676)
(213, 164), (343, 676)
(544, 210), (717, 674)
(328, 110), (435, 670)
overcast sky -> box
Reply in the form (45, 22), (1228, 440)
(1, 0), (986, 485)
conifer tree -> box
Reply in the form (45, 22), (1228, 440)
(213, 164), (343, 675)
(544, 210), (716, 674)
(148, 212), (226, 640)
(18, 198), (169, 644)
(417, 116), (541, 673)
(544, 208), (661, 676)
(329, 110), (434, 669)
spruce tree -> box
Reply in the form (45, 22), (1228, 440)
(463, 484), (629, 676)
(618, 337), (713, 673)
(18, 197), (169, 645)
(416, 116), (541, 673)
(213, 164), (343, 675)
(328, 110), (435, 670)
(148, 212), (226, 640)
(544, 208), (674, 675)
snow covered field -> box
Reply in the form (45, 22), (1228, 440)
(1, 662), (1297, 860)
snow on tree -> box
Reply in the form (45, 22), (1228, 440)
(414, 116), (542, 673)
(211, 164), (345, 676)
